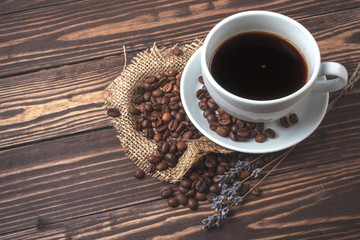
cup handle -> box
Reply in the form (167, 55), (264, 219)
(312, 62), (348, 92)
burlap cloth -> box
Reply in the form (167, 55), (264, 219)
(103, 40), (232, 183)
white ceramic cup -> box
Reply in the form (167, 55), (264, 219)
(201, 11), (348, 122)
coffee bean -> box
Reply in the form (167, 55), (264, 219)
(176, 141), (187, 152)
(264, 128), (276, 138)
(147, 155), (161, 165)
(141, 119), (151, 129)
(128, 106), (140, 115)
(172, 47), (183, 56)
(182, 131), (193, 139)
(175, 193), (188, 206)
(195, 192), (207, 201)
(255, 133), (267, 143)
(164, 153), (177, 164)
(237, 128), (249, 137)
(156, 162), (168, 171)
(251, 186), (262, 196)
(175, 112), (185, 122)
(216, 126), (229, 137)
(146, 164), (156, 173)
(180, 179), (192, 189)
(209, 184), (221, 194)
(168, 69), (178, 77)
(152, 89), (163, 98)
(196, 89), (207, 100)
(143, 128), (154, 139)
(188, 198), (198, 210)
(240, 169), (251, 179)
(161, 112), (172, 122)
(207, 193), (217, 203)
(167, 197), (179, 208)
(133, 168), (145, 179)
(132, 94), (144, 104)
(167, 119), (179, 131)
(198, 76), (204, 84)
(280, 116), (291, 128)
(184, 189), (196, 198)
(160, 186), (173, 198)
(289, 113), (299, 124)
(107, 108), (120, 117)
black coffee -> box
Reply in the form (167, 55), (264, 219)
(210, 31), (308, 100)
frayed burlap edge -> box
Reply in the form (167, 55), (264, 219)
(103, 39), (232, 183)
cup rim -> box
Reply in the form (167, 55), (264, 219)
(201, 10), (321, 105)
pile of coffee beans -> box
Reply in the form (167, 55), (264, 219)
(129, 68), (201, 171)
(159, 152), (272, 210)
(196, 76), (299, 143)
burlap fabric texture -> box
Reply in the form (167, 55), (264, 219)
(103, 40), (232, 183)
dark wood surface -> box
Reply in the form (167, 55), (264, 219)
(1, 1), (359, 239)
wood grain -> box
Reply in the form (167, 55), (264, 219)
(0, 0), (359, 77)
(1, 155), (359, 239)
(0, 0), (75, 15)
(1, 7), (359, 149)
(0, 112), (359, 235)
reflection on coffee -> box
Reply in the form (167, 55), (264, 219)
(210, 31), (308, 100)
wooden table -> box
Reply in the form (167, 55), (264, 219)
(1, 1), (360, 239)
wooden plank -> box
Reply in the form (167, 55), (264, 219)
(0, 54), (124, 149)
(0, 0), (359, 77)
(0, 111), (360, 235)
(0, 0), (75, 15)
(1, 7), (360, 149)
(1, 155), (359, 239)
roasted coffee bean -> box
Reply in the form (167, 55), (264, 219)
(133, 120), (141, 131)
(209, 122), (220, 131)
(240, 169), (251, 179)
(151, 117), (162, 128)
(107, 108), (120, 117)
(161, 113), (172, 122)
(167, 197), (179, 208)
(175, 193), (188, 206)
(209, 184), (221, 194)
(207, 193), (217, 203)
(196, 89), (207, 100)
(161, 142), (170, 154)
(176, 141), (187, 152)
(198, 101), (208, 110)
(143, 128), (154, 139)
(195, 179), (208, 193)
(264, 128), (276, 138)
(156, 161), (168, 171)
(189, 172), (200, 181)
(147, 155), (161, 165)
(182, 131), (193, 139)
(168, 69), (178, 77)
(132, 94), (144, 104)
(206, 114), (217, 123)
(246, 122), (255, 129)
(198, 76), (204, 84)
(167, 119), (178, 132)
(203, 109), (214, 118)
(180, 179), (192, 189)
(184, 189), (196, 198)
(217, 114), (231, 125)
(216, 165), (226, 175)
(204, 156), (217, 168)
(162, 130), (170, 140)
(255, 133), (267, 143)
(255, 122), (264, 132)
(172, 47), (183, 56)
(162, 82), (173, 93)
(237, 128), (249, 137)
(160, 186), (173, 198)
(280, 116), (291, 128)
(168, 101), (179, 110)
(164, 153), (177, 164)
(141, 119), (151, 129)
(170, 96), (180, 103)
(174, 112), (185, 122)
(153, 133), (163, 143)
(168, 143), (178, 154)
(142, 82), (153, 92)
(152, 89), (164, 98)
(207, 101), (218, 110)
(195, 192), (207, 201)
(128, 106), (140, 115)
(143, 91), (152, 101)
(289, 113), (299, 124)
(216, 126), (229, 137)
(188, 198), (198, 211)
(251, 186), (262, 196)
(145, 75), (156, 83)
(134, 168), (145, 179)
(248, 129), (257, 138)
(146, 164), (156, 173)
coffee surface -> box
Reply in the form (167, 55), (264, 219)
(210, 31), (308, 100)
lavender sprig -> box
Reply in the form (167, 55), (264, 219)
(202, 148), (293, 230)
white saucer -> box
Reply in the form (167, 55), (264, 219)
(180, 47), (329, 153)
